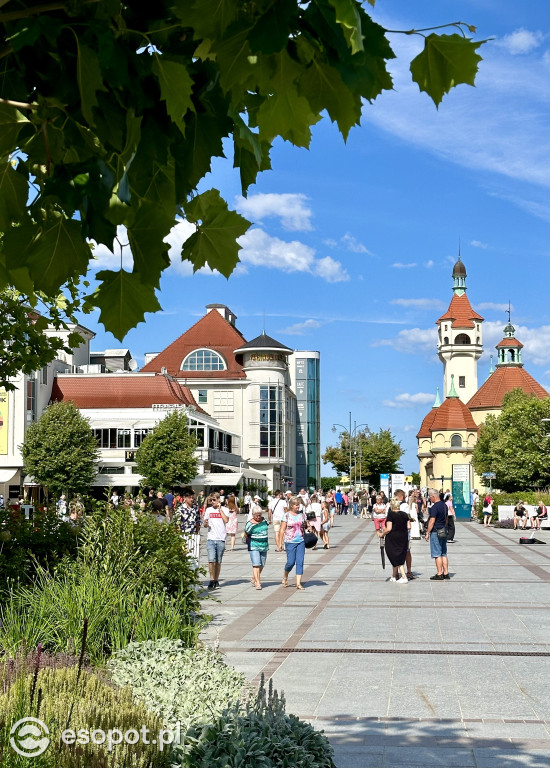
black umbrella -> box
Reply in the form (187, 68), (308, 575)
(379, 534), (385, 569)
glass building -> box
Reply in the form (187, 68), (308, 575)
(290, 351), (320, 490)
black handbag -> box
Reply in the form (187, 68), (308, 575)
(436, 526), (448, 540)
(306, 510), (316, 521)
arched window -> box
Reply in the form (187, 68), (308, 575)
(455, 333), (471, 344)
(181, 349), (226, 371)
(444, 336), (449, 344)
(509, 350), (515, 362)
(450, 434), (462, 448)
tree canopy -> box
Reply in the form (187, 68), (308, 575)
(0, 0), (485, 349)
(135, 410), (198, 489)
(472, 389), (550, 493)
(322, 426), (403, 483)
(21, 400), (99, 497)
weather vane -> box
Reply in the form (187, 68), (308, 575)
(506, 301), (511, 323)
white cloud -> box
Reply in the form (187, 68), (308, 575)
(341, 233), (370, 254)
(315, 255), (350, 282)
(383, 392), (435, 408)
(392, 262), (417, 269)
(476, 302), (513, 313)
(391, 298), (445, 311)
(496, 29), (545, 56)
(237, 228), (349, 282)
(403, 425), (415, 432)
(470, 240), (488, 249)
(278, 318), (324, 335)
(90, 225), (133, 270)
(235, 193), (313, 231)
(324, 238), (338, 248)
(425, 260), (434, 269)
(372, 326), (438, 355)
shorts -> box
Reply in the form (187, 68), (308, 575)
(429, 531), (447, 558)
(249, 549), (267, 567)
(206, 539), (225, 563)
(322, 521), (330, 532)
(273, 519), (282, 533)
(373, 518), (386, 531)
(483, 510), (492, 517)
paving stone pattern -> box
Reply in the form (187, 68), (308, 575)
(200, 516), (550, 768)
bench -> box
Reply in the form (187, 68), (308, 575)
(498, 504), (550, 529)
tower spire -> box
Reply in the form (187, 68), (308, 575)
(433, 387), (441, 408)
(448, 374), (459, 398)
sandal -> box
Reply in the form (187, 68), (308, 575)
(281, 577), (288, 587)
(296, 584), (305, 590)
(255, 584), (262, 590)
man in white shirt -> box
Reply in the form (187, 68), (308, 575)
(203, 494), (229, 590)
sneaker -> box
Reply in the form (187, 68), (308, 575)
(207, 580), (215, 589)
(443, 574), (451, 580)
(430, 574), (445, 580)
(397, 577), (408, 583)
(389, 577), (397, 582)
(213, 580), (220, 589)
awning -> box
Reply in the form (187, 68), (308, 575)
(241, 467), (269, 480)
(0, 468), (19, 484)
(191, 472), (243, 487)
(22, 474), (39, 486)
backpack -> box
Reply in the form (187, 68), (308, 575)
(483, 499), (488, 508)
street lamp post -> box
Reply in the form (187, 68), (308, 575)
(332, 412), (369, 488)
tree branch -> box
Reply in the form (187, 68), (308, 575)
(0, 0), (100, 23)
(0, 96), (38, 109)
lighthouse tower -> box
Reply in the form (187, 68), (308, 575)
(436, 257), (484, 404)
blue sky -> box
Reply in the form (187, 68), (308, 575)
(87, 0), (549, 474)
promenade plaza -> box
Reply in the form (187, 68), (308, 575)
(202, 516), (550, 768)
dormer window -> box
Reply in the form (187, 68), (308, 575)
(450, 434), (463, 448)
(181, 349), (226, 371)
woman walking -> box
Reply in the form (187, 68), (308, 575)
(225, 494), (240, 551)
(244, 504), (269, 589)
(320, 500), (330, 548)
(309, 493), (322, 549)
(280, 495), (311, 590)
(378, 497), (410, 583)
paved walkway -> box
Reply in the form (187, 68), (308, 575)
(200, 516), (550, 768)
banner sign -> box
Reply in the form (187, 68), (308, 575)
(0, 388), (8, 455)
(390, 473), (405, 495)
(452, 464), (471, 519)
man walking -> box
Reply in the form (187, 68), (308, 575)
(203, 494), (229, 589)
(425, 488), (450, 580)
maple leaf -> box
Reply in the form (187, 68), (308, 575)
(93, 269), (162, 340)
(410, 34), (485, 107)
(182, 189), (250, 277)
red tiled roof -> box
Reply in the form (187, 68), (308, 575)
(496, 337), (523, 348)
(417, 408), (439, 438)
(436, 294), (484, 329)
(140, 310), (247, 379)
(50, 375), (206, 412)
(430, 397), (478, 432)
(468, 367), (548, 410)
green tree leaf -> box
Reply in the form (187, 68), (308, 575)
(0, 162), (28, 229)
(24, 217), (91, 296)
(0, 103), (30, 156)
(127, 200), (173, 288)
(410, 33), (484, 107)
(76, 40), (108, 126)
(93, 269), (162, 340)
(255, 51), (321, 147)
(151, 55), (195, 134)
(328, 0), (364, 54)
(298, 53), (361, 140)
(182, 189), (250, 276)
